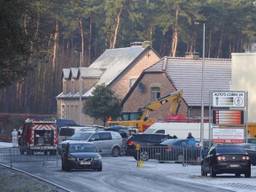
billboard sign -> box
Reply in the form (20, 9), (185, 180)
(212, 128), (244, 144)
(212, 91), (245, 108)
(213, 110), (244, 125)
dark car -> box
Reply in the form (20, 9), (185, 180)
(126, 133), (172, 160)
(60, 141), (102, 171)
(201, 144), (251, 177)
(238, 143), (256, 165)
(158, 139), (200, 162)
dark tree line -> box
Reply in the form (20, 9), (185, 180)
(0, 0), (255, 114)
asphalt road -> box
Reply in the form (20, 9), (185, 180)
(9, 156), (234, 192)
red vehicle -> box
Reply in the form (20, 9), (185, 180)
(19, 119), (58, 155)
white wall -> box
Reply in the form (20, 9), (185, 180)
(231, 53), (256, 122)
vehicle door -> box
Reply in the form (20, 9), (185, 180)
(98, 132), (113, 155)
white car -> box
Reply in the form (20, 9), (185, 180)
(69, 130), (123, 157)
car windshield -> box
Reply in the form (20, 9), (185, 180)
(70, 132), (92, 141)
(216, 146), (245, 154)
(69, 144), (96, 153)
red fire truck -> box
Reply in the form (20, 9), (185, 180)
(19, 119), (58, 155)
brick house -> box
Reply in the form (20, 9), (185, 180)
(122, 56), (231, 121)
(56, 43), (160, 125)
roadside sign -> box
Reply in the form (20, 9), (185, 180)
(212, 91), (245, 108)
(213, 110), (244, 125)
(212, 128), (244, 144)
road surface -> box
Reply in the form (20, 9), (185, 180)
(10, 156), (233, 192)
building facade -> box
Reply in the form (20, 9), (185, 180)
(57, 44), (160, 125)
(122, 56), (232, 122)
(232, 52), (256, 122)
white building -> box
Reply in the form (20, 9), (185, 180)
(232, 52), (256, 122)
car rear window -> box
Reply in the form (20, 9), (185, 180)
(59, 128), (75, 137)
(70, 132), (92, 140)
(216, 146), (246, 154)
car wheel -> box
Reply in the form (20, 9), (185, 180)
(235, 173), (240, 177)
(112, 147), (120, 157)
(96, 164), (102, 172)
(62, 161), (70, 171)
(20, 149), (24, 155)
(140, 151), (149, 161)
(210, 166), (216, 177)
(201, 166), (207, 176)
(245, 170), (251, 178)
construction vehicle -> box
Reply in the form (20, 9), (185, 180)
(18, 119), (58, 155)
(107, 90), (183, 132)
(248, 123), (256, 138)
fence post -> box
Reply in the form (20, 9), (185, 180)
(9, 147), (12, 168)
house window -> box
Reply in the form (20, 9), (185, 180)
(129, 78), (137, 88)
(151, 87), (160, 100)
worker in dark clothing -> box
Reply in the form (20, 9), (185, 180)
(187, 132), (194, 139)
(186, 132), (196, 146)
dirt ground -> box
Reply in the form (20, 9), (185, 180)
(0, 165), (65, 192)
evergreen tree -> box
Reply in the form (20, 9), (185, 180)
(83, 85), (122, 125)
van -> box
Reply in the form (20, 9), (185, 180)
(144, 122), (209, 140)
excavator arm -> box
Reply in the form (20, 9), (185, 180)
(140, 89), (183, 121)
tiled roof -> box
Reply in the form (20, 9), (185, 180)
(146, 57), (231, 106)
(80, 67), (103, 78)
(84, 46), (147, 96)
(58, 46), (148, 98)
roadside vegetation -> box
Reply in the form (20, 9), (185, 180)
(0, 166), (64, 192)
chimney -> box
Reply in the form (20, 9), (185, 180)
(185, 52), (200, 59)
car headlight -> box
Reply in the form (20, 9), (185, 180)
(94, 154), (102, 160)
(67, 156), (76, 161)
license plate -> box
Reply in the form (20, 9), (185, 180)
(230, 164), (239, 168)
(80, 161), (91, 165)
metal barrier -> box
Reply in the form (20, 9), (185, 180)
(0, 147), (59, 167)
(137, 145), (201, 165)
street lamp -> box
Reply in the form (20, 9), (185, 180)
(195, 22), (206, 143)
(200, 23), (206, 143)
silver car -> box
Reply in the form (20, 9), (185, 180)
(69, 130), (123, 157)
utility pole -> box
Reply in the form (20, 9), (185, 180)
(200, 23), (206, 143)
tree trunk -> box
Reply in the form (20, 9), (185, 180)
(170, 5), (179, 57)
(207, 31), (212, 58)
(217, 32), (223, 58)
(79, 17), (85, 66)
(110, 5), (123, 49)
(88, 16), (92, 65)
(52, 20), (59, 71)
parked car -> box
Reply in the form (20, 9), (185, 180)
(201, 144), (251, 177)
(60, 141), (102, 171)
(69, 130), (123, 157)
(105, 125), (137, 138)
(238, 143), (256, 165)
(126, 133), (172, 160)
(158, 139), (200, 162)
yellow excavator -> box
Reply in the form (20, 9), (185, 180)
(107, 90), (183, 132)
